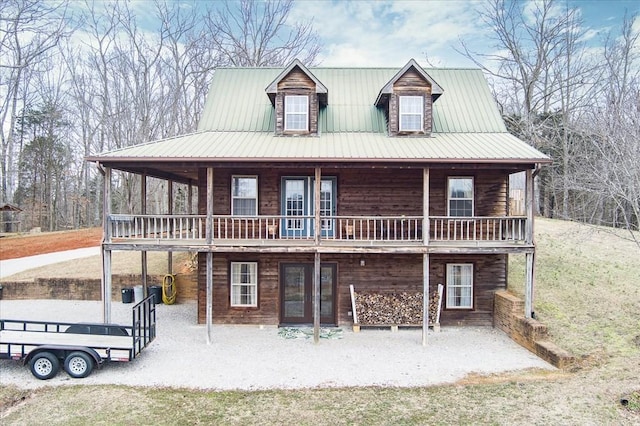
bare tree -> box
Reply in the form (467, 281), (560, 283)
(458, 0), (599, 219)
(577, 14), (640, 247)
(0, 0), (71, 204)
(205, 0), (321, 66)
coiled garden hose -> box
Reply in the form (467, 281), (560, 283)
(162, 274), (177, 305)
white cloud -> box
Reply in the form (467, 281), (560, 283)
(292, 0), (483, 67)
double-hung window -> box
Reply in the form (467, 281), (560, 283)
(448, 177), (474, 217)
(446, 264), (473, 309)
(284, 95), (308, 131)
(232, 176), (258, 216)
(399, 96), (423, 131)
(230, 262), (258, 307)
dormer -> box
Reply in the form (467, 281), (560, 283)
(266, 59), (328, 136)
(375, 59), (443, 137)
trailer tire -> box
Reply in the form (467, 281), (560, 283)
(64, 351), (94, 378)
(30, 352), (60, 380)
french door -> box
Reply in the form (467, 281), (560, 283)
(281, 177), (336, 238)
(280, 263), (336, 325)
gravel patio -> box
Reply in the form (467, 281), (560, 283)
(0, 299), (555, 390)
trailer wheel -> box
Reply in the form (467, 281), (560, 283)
(30, 352), (60, 380)
(64, 351), (94, 378)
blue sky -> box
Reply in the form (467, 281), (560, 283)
(286, 0), (640, 67)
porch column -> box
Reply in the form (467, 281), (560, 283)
(313, 167), (321, 343)
(422, 253), (429, 346)
(167, 180), (173, 274)
(141, 173), (148, 296)
(524, 168), (535, 318)
(101, 166), (112, 323)
(313, 251), (321, 343)
(423, 167), (429, 246)
(206, 167), (214, 344)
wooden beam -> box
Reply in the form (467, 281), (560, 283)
(423, 167), (429, 246)
(101, 248), (112, 324)
(206, 168), (214, 245)
(525, 252), (534, 319)
(101, 166), (112, 324)
(206, 251), (213, 344)
(206, 167), (214, 344)
(422, 253), (429, 346)
(313, 251), (321, 343)
(141, 173), (148, 296)
(314, 167), (321, 246)
(167, 180), (173, 274)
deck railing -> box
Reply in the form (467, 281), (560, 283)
(108, 214), (527, 244)
(430, 216), (527, 242)
(109, 214), (206, 240)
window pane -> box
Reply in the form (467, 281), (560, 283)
(232, 176), (257, 215)
(320, 180), (333, 231)
(399, 96), (423, 131)
(231, 262), (257, 307)
(448, 178), (473, 217)
(446, 264), (473, 309)
(285, 96), (308, 130)
(449, 178), (473, 199)
(286, 180), (305, 230)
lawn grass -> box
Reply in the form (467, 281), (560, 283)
(2, 218), (639, 425)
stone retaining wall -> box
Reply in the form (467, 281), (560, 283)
(0, 273), (197, 303)
(494, 290), (575, 369)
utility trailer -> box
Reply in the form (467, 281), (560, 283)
(0, 296), (156, 380)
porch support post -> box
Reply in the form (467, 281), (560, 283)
(167, 180), (173, 274)
(524, 168), (535, 318)
(423, 167), (429, 246)
(313, 251), (321, 344)
(101, 166), (112, 323)
(187, 182), (193, 214)
(525, 252), (534, 319)
(141, 173), (148, 296)
(313, 167), (322, 343)
(206, 252), (213, 344)
(206, 167), (214, 344)
(314, 167), (321, 245)
(422, 253), (429, 346)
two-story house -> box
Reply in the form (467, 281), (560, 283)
(87, 59), (550, 343)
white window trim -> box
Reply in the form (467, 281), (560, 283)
(399, 95), (424, 132)
(231, 175), (258, 216)
(230, 262), (258, 307)
(446, 263), (473, 309)
(447, 176), (474, 217)
(284, 95), (309, 131)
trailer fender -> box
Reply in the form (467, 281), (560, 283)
(23, 345), (102, 368)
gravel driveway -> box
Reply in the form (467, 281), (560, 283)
(0, 299), (554, 390)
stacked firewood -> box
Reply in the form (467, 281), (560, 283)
(354, 291), (441, 325)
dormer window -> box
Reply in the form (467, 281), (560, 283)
(265, 59), (328, 136)
(375, 59), (444, 137)
(399, 96), (424, 131)
(284, 95), (309, 131)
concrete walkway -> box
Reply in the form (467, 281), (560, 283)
(0, 247), (100, 278)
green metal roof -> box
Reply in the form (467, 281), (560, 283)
(197, 67), (508, 133)
(89, 131), (549, 164)
(88, 62), (551, 177)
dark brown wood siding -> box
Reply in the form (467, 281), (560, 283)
(197, 252), (507, 327)
(198, 167), (509, 219)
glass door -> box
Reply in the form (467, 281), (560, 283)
(280, 263), (336, 325)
